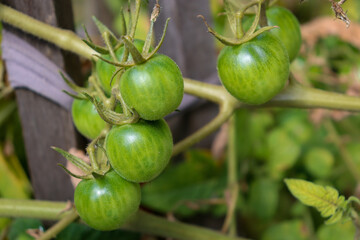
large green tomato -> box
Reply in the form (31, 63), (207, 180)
(217, 32), (289, 105)
(266, 7), (302, 61)
(74, 170), (141, 231)
(119, 54), (184, 120)
(105, 119), (173, 183)
(71, 98), (106, 139)
(96, 39), (146, 95)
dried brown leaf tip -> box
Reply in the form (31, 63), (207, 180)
(330, 0), (350, 28)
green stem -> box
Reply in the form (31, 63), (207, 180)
(0, 199), (248, 240)
(125, 210), (249, 240)
(222, 116), (239, 236)
(38, 210), (79, 240)
(0, 4), (96, 59)
(129, 0), (141, 39)
(172, 100), (236, 157)
(264, 81), (360, 111)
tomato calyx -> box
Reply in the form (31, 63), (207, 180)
(83, 92), (139, 126)
(199, 0), (276, 46)
(52, 140), (110, 180)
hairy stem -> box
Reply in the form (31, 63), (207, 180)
(0, 4), (96, 59)
(0, 199), (248, 240)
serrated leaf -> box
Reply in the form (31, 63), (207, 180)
(285, 179), (345, 218)
(325, 209), (343, 225)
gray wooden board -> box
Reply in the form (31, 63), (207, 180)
(152, 0), (221, 147)
(2, 0), (83, 201)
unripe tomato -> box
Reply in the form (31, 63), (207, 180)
(96, 39), (146, 95)
(217, 32), (289, 105)
(119, 54), (184, 120)
(105, 119), (173, 183)
(244, 6), (302, 61)
(71, 98), (106, 139)
(74, 170), (141, 231)
(266, 7), (302, 61)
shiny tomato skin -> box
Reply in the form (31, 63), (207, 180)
(119, 54), (184, 120)
(217, 32), (289, 105)
(71, 98), (106, 139)
(96, 39), (146, 95)
(74, 170), (141, 231)
(105, 119), (173, 183)
(266, 6), (302, 61)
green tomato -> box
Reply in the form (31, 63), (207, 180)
(217, 32), (290, 105)
(120, 54), (184, 120)
(244, 6), (302, 61)
(105, 119), (173, 183)
(266, 7), (302, 61)
(74, 170), (141, 231)
(96, 39), (146, 95)
(72, 98), (106, 139)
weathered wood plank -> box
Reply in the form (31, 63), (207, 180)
(3, 0), (82, 201)
(153, 0), (220, 147)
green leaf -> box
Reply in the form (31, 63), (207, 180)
(262, 220), (310, 240)
(317, 221), (355, 240)
(266, 129), (301, 179)
(248, 178), (279, 220)
(141, 150), (226, 217)
(284, 179), (345, 218)
(304, 148), (334, 179)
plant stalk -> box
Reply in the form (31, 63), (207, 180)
(0, 4), (96, 59)
(37, 209), (79, 240)
(0, 199), (248, 240)
(221, 116), (239, 236)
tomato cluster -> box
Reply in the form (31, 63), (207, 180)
(69, 32), (183, 229)
(66, 4), (300, 232)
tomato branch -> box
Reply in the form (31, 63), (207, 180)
(0, 199), (249, 240)
(37, 209), (79, 240)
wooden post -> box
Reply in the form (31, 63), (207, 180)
(154, 0), (220, 147)
(2, 0), (83, 201)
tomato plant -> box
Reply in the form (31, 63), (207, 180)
(119, 54), (184, 120)
(74, 170), (141, 231)
(71, 98), (106, 139)
(105, 118), (173, 183)
(217, 32), (290, 105)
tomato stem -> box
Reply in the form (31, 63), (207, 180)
(0, 199), (249, 240)
(221, 116), (239, 236)
(129, 0), (142, 39)
(37, 209), (79, 240)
